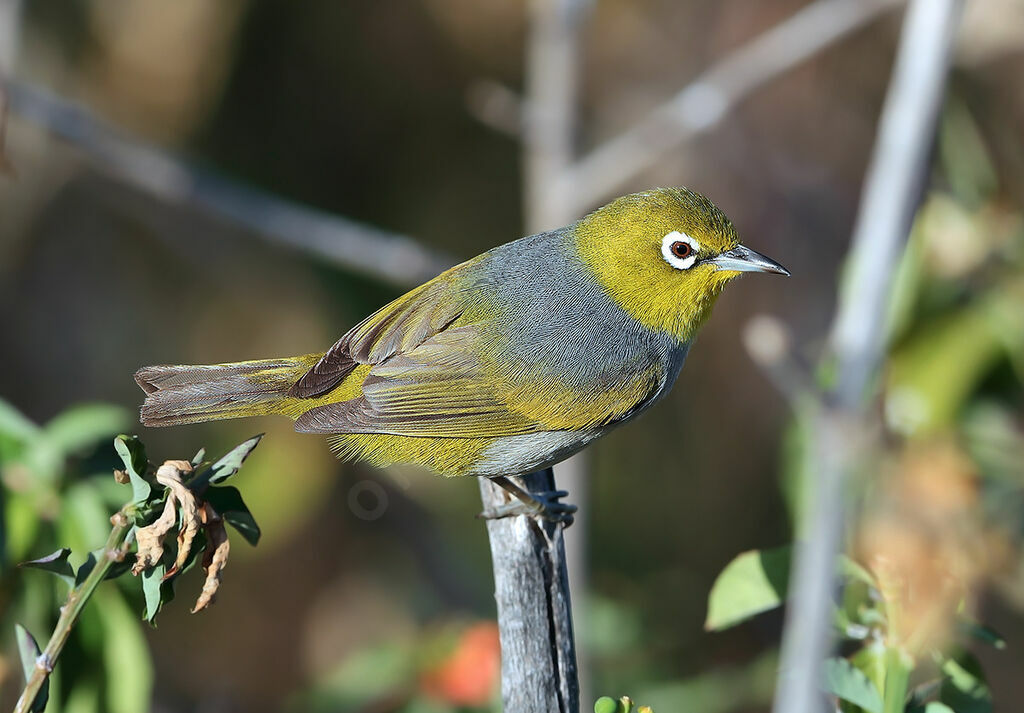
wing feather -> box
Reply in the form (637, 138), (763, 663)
(290, 254), (667, 439)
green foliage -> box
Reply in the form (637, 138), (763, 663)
(705, 103), (1024, 712)
(823, 657), (883, 713)
(2, 397), (263, 712)
(20, 548), (75, 587)
(14, 624), (48, 712)
(705, 546), (790, 631)
(113, 434), (151, 504)
(189, 434), (263, 491)
(204, 486), (261, 545)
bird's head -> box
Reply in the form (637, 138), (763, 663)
(573, 187), (788, 342)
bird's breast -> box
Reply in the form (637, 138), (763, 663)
(467, 231), (689, 426)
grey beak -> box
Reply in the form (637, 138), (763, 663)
(711, 245), (790, 276)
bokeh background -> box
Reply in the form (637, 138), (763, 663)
(1, 1), (1023, 712)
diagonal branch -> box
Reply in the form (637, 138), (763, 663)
(562, 0), (903, 215)
(771, 2), (963, 713)
(4, 80), (454, 288)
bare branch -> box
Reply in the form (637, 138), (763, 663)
(4, 80), (454, 287)
(0, 0), (22, 174)
(771, 2), (963, 713)
(563, 0), (903, 214)
(523, 0), (592, 232)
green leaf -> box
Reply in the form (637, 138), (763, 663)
(204, 486), (261, 546)
(887, 292), (1012, 436)
(114, 435), (151, 504)
(20, 548), (75, 586)
(925, 704), (955, 713)
(0, 398), (40, 441)
(194, 434), (263, 488)
(851, 642), (888, 699)
(15, 623), (49, 712)
(822, 657), (883, 713)
(74, 552), (133, 585)
(44, 404), (129, 457)
(705, 546), (790, 631)
(940, 651), (991, 713)
(141, 563), (166, 625)
(190, 447), (207, 469)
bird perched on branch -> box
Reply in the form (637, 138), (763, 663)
(135, 187), (788, 520)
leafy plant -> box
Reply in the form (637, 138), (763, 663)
(1, 400), (263, 713)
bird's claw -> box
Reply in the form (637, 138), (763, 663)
(479, 489), (577, 527)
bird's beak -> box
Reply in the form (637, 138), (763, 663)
(711, 245), (790, 276)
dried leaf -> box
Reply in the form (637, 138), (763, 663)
(192, 504), (229, 613)
(155, 461), (199, 577)
(132, 496), (177, 575)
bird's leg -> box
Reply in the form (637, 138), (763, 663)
(478, 475), (577, 526)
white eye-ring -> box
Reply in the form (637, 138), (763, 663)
(661, 231), (700, 270)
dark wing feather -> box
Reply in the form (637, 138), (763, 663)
(294, 325), (539, 437)
(289, 260), (475, 398)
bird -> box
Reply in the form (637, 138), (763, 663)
(135, 187), (788, 521)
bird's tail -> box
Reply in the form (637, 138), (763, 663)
(135, 354), (323, 427)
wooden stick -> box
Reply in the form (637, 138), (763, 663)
(479, 469), (580, 713)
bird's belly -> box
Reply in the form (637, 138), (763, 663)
(466, 429), (605, 477)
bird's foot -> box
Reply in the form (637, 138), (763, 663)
(479, 486), (577, 526)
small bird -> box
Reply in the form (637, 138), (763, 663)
(136, 187), (787, 520)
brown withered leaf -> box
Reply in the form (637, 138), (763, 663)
(192, 502), (229, 613)
(155, 460), (200, 578)
(132, 496), (177, 575)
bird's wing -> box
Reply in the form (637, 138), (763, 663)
(291, 256), (664, 438)
(294, 323), (545, 437)
(289, 258), (479, 399)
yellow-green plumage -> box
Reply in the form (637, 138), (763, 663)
(136, 187), (788, 477)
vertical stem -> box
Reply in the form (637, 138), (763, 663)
(15, 512), (132, 713)
(480, 469), (579, 713)
(882, 647), (913, 713)
(770, 2), (963, 713)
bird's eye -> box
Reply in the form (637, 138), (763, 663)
(670, 241), (692, 259)
(661, 231), (700, 270)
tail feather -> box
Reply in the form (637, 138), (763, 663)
(135, 354), (322, 427)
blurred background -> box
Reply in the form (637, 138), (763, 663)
(1, 1), (1023, 712)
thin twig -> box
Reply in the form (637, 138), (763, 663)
(562, 0), (903, 215)
(3, 80), (454, 288)
(770, 3), (963, 713)
(15, 511), (133, 713)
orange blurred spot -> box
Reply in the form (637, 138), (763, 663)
(419, 622), (500, 706)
